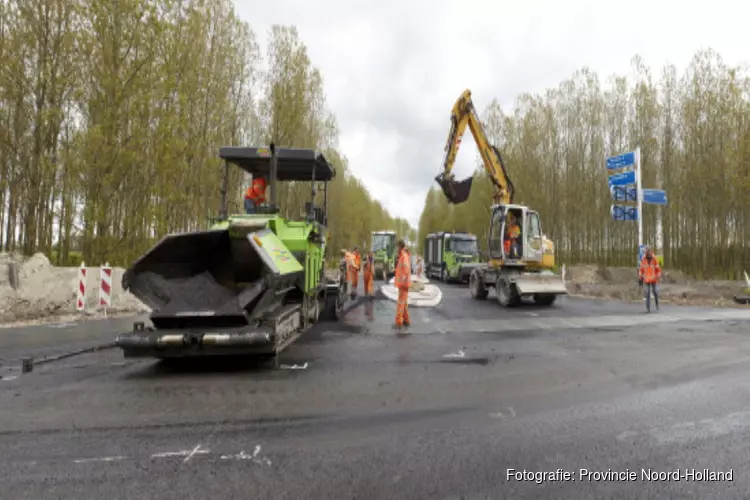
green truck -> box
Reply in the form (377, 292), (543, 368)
(115, 144), (349, 359)
(424, 231), (481, 283)
(371, 230), (397, 281)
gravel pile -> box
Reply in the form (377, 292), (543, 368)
(0, 252), (150, 325)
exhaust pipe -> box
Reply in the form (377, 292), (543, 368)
(435, 173), (473, 204)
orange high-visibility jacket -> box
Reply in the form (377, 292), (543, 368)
(394, 249), (412, 290)
(350, 251), (361, 270)
(363, 254), (374, 276)
(639, 255), (662, 284)
(245, 177), (267, 204)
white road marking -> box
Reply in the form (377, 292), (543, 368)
(490, 407), (516, 419)
(151, 445), (210, 461)
(2, 376), (18, 382)
(74, 456), (126, 464)
(443, 350), (465, 358)
(220, 445), (271, 465)
(280, 362), (308, 370)
(48, 322), (76, 329)
(184, 444), (206, 462)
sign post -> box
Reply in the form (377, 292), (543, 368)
(636, 146), (642, 267)
(606, 146), (668, 269)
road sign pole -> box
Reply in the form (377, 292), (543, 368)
(636, 145), (643, 263)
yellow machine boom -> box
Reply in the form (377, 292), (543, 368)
(434, 89), (515, 206)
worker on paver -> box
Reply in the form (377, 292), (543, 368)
(639, 246), (662, 312)
(348, 245), (362, 298)
(244, 175), (267, 213)
(393, 239), (412, 330)
(363, 250), (375, 297)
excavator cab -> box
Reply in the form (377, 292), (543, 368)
(435, 172), (474, 204)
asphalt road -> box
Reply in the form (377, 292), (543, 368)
(1, 281), (750, 499)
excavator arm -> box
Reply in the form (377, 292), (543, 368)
(435, 89), (515, 205)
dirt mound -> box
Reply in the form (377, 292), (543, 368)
(566, 263), (746, 308)
(566, 264), (690, 285)
(0, 252), (150, 325)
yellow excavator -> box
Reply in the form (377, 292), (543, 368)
(434, 89), (568, 306)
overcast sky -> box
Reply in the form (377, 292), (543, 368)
(232, 0), (748, 229)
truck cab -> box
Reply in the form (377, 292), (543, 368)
(424, 231), (480, 283)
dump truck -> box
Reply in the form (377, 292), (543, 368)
(424, 231), (481, 283)
(371, 230), (397, 281)
(115, 144), (349, 359)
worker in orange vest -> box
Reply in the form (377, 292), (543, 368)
(505, 214), (521, 258)
(348, 245), (361, 298)
(638, 246), (662, 312)
(363, 250), (375, 297)
(244, 175), (267, 213)
(393, 239), (412, 330)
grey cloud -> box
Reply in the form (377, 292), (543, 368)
(235, 0), (749, 227)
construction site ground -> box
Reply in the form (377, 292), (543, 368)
(565, 263), (748, 308)
(0, 252), (747, 327)
(1, 278), (750, 499)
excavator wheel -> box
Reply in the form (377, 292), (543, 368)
(496, 278), (521, 307)
(469, 271), (488, 300)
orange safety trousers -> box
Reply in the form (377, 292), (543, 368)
(348, 267), (359, 290)
(396, 287), (410, 326)
(363, 269), (373, 295)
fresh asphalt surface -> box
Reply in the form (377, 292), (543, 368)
(2, 280), (750, 499)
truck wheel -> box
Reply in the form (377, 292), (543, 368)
(469, 272), (488, 300)
(496, 279), (520, 307)
(533, 294), (556, 306)
(324, 292), (342, 321)
(309, 296), (321, 323)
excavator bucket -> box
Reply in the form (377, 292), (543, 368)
(435, 174), (473, 204)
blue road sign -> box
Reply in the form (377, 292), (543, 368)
(606, 151), (635, 170)
(641, 188), (668, 205)
(608, 170), (636, 187)
(611, 204), (638, 221)
(610, 186), (637, 202)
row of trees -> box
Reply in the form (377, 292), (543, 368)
(418, 49), (750, 277)
(0, 0), (414, 267)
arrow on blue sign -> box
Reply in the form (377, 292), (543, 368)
(606, 151), (635, 170)
(608, 170), (636, 187)
(641, 188), (668, 205)
(611, 204), (639, 221)
(610, 186), (637, 202)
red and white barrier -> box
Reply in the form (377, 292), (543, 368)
(100, 262), (112, 309)
(76, 262), (87, 311)
(74, 261), (115, 313)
